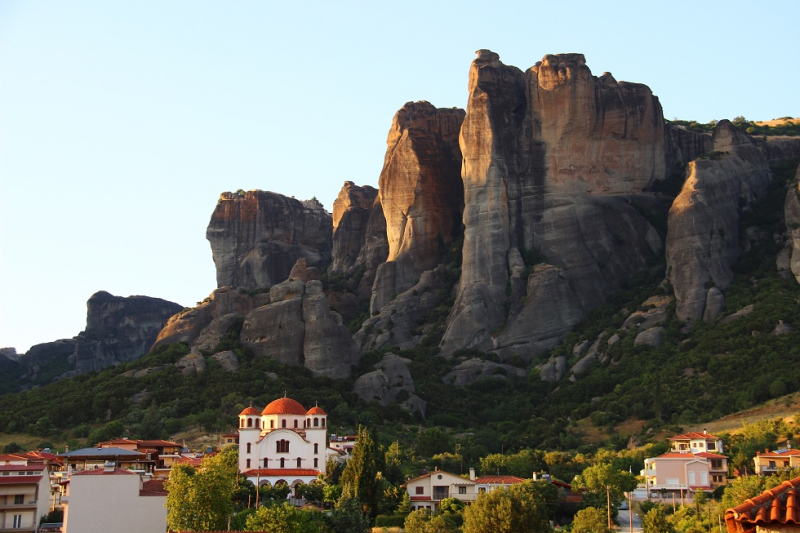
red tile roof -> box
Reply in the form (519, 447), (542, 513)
(0, 476), (43, 484)
(475, 475), (526, 485)
(242, 468), (320, 477)
(725, 476), (800, 533)
(306, 406), (327, 415)
(262, 397), (307, 416)
(658, 452), (701, 458)
(71, 468), (136, 476)
(140, 479), (167, 496)
(136, 440), (180, 448)
(757, 449), (800, 458)
(696, 452), (728, 459)
(0, 465), (46, 472)
(670, 432), (720, 440)
(240, 406), (261, 416)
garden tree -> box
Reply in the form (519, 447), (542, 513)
(2, 442), (21, 453)
(573, 462), (637, 513)
(165, 446), (239, 531)
(258, 481), (292, 503)
(462, 483), (550, 533)
(432, 451), (463, 474)
(340, 425), (382, 516)
(571, 507), (612, 533)
(383, 441), (406, 485)
(404, 509), (461, 533)
(396, 492), (412, 516)
(720, 475), (765, 510)
(643, 506), (675, 533)
(296, 481), (325, 505)
(324, 484), (342, 506)
(668, 505), (710, 533)
(244, 502), (324, 532)
(327, 497), (370, 533)
(324, 456), (345, 485)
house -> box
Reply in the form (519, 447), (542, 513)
(474, 474), (525, 494)
(754, 447), (800, 476)
(329, 434), (357, 456)
(0, 465), (51, 533)
(59, 446), (150, 473)
(238, 397), (328, 495)
(61, 466), (167, 533)
(641, 431), (728, 496)
(725, 476), (800, 532)
(406, 469), (477, 512)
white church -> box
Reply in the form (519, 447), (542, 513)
(237, 396), (328, 492)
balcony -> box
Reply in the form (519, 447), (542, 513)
(641, 469), (656, 477)
(0, 500), (37, 511)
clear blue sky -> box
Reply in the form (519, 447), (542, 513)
(2, 0), (798, 354)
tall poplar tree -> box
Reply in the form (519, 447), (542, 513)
(339, 425), (381, 516)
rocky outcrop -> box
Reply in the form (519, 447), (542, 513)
(442, 358), (526, 386)
(370, 102), (465, 313)
(207, 191), (332, 290)
(441, 50), (665, 356)
(212, 350), (240, 372)
(330, 182), (378, 275)
(73, 292), (182, 373)
(352, 353), (425, 416)
(354, 265), (451, 352)
(634, 326), (665, 347)
(784, 166), (800, 283)
(353, 197), (390, 300)
(666, 126), (713, 169)
(152, 286), (253, 351)
(176, 351), (207, 374)
(667, 121), (772, 321)
(240, 278), (360, 378)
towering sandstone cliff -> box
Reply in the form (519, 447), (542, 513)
(330, 182), (378, 275)
(207, 191), (332, 290)
(441, 50), (665, 358)
(370, 101), (465, 313)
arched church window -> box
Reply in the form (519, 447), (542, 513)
(314, 418), (319, 427)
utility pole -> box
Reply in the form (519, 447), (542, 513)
(629, 492), (633, 533)
(672, 492), (676, 513)
(607, 486), (612, 530)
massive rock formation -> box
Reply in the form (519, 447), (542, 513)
(352, 197), (390, 300)
(666, 121), (773, 321)
(352, 353), (426, 415)
(240, 275), (360, 378)
(784, 166), (800, 283)
(73, 291), (184, 372)
(17, 292), (181, 385)
(152, 286), (254, 351)
(370, 101), (465, 313)
(330, 182), (378, 275)
(441, 50), (665, 357)
(207, 191), (332, 290)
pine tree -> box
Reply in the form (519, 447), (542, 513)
(340, 425), (381, 516)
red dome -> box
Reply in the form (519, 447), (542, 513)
(239, 406), (260, 416)
(262, 397), (307, 416)
(306, 406), (327, 415)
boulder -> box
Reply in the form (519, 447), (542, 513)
(703, 288), (726, 322)
(538, 355), (568, 382)
(443, 358), (526, 386)
(719, 304), (755, 326)
(634, 327), (665, 347)
(212, 350), (240, 372)
(353, 354), (424, 416)
(206, 190), (332, 290)
(772, 321), (794, 336)
(175, 351), (206, 374)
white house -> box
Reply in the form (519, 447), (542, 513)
(238, 396), (328, 494)
(0, 465), (51, 533)
(61, 466), (167, 533)
(406, 469), (478, 512)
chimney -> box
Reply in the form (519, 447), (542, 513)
(533, 472), (538, 481)
(469, 468), (475, 481)
(703, 428), (707, 434)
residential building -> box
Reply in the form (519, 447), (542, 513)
(406, 469), (477, 512)
(59, 446), (150, 473)
(754, 447), (800, 476)
(329, 434), (357, 456)
(725, 476), (800, 533)
(474, 474), (525, 494)
(0, 465), (51, 533)
(61, 466), (167, 533)
(641, 431), (728, 496)
(238, 397), (328, 494)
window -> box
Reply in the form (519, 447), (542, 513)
(14, 494), (24, 505)
(314, 443), (319, 454)
(247, 418), (252, 428)
(415, 487), (424, 495)
(785, 461), (790, 467)
(13, 515), (22, 528)
(297, 458), (302, 467)
(240, 419), (244, 428)
(711, 459), (721, 469)
(479, 487), (486, 494)
(246, 459), (251, 468)
(314, 418), (319, 427)
(314, 458), (318, 468)
(263, 458), (268, 468)
(276, 440), (290, 453)
(282, 419), (287, 428)
(322, 418), (325, 427)
(280, 458), (285, 468)
(708, 441), (716, 450)
(459, 486), (467, 494)
(294, 420), (298, 428)
(270, 420), (275, 429)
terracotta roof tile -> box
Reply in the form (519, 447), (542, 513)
(306, 406), (327, 415)
(670, 432), (720, 440)
(262, 398), (307, 416)
(71, 468), (136, 476)
(725, 476), (800, 533)
(475, 475), (526, 485)
(0, 476), (43, 484)
(240, 406), (261, 416)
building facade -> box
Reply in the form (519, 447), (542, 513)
(238, 397), (328, 493)
(0, 465), (50, 533)
(641, 432), (728, 495)
(754, 448), (800, 476)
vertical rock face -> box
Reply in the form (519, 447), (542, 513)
(330, 182), (378, 275)
(785, 166), (800, 283)
(206, 191), (332, 290)
(370, 101), (465, 313)
(240, 274), (360, 378)
(441, 50), (665, 356)
(665, 126), (713, 170)
(666, 120), (773, 321)
(73, 292), (184, 372)
(352, 196), (390, 300)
